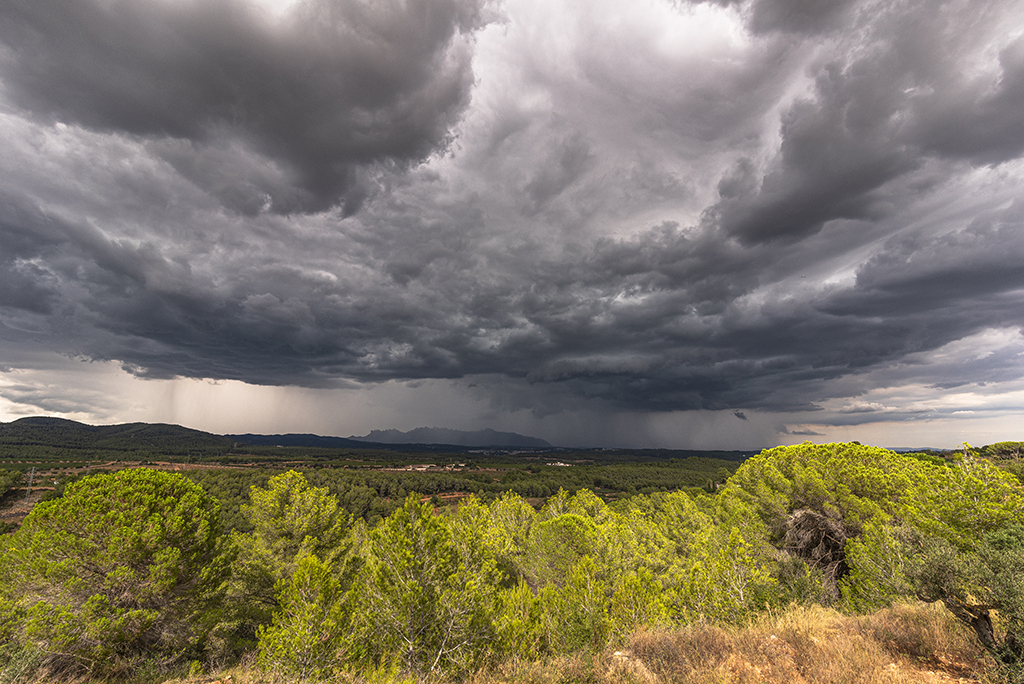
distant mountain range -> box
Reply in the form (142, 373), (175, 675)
(0, 417), (554, 456)
(0, 417), (958, 457)
(0, 416), (767, 460)
(225, 433), (370, 449)
(353, 427), (552, 448)
(229, 427), (552, 449)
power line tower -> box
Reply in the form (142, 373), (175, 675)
(25, 466), (36, 499)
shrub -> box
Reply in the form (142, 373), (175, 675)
(256, 554), (348, 682)
(219, 470), (355, 657)
(348, 494), (502, 677)
(0, 469), (226, 676)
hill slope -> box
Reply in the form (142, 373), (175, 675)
(0, 417), (234, 456)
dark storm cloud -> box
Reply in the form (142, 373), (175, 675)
(78, 205), (1022, 413)
(0, 197), (64, 315)
(713, 0), (1024, 244)
(1, 0), (1024, 426)
(0, 0), (486, 213)
(748, 0), (857, 35)
(778, 426), (823, 436)
(704, 0), (858, 35)
(825, 208), (1024, 322)
(774, 422), (823, 435)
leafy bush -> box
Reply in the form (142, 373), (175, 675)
(256, 554), (348, 682)
(219, 470), (355, 657)
(906, 523), (1024, 666)
(0, 469), (227, 676)
(348, 494), (502, 677)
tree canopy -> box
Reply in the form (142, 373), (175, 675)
(0, 469), (226, 675)
(3, 442), (1024, 681)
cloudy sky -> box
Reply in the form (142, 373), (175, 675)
(1, 0), (1023, 449)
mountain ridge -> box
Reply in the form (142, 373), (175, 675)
(353, 427), (552, 448)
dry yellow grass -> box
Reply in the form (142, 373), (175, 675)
(155, 602), (990, 684)
(474, 602), (988, 684)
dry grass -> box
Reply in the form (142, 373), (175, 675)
(98, 602), (990, 684)
(471, 602), (989, 684)
(854, 602), (984, 678)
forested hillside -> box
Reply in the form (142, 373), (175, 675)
(1, 442), (1022, 683)
(0, 417), (235, 463)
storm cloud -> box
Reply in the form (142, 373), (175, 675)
(0, 0), (486, 213)
(1, 0), (1023, 444)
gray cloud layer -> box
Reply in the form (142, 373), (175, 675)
(0, 0), (485, 213)
(1, 0), (1023, 426)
